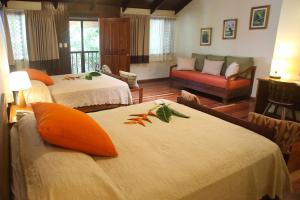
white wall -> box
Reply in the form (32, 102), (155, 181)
(175, 0), (282, 96)
(131, 60), (176, 80)
(0, 19), (11, 101)
(271, 0), (300, 80)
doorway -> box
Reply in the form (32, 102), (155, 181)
(69, 19), (100, 73)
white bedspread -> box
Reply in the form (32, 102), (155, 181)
(11, 101), (291, 200)
(49, 73), (132, 108)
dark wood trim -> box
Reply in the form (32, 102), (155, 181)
(75, 104), (126, 113)
(138, 77), (170, 83)
(121, 0), (130, 12)
(175, 0), (192, 14)
(0, 0), (8, 7)
(150, 0), (165, 14)
(0, 94), (10, 200)
(177, 97), (274, 139)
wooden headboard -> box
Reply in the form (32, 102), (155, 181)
(0, 94), (10, 200)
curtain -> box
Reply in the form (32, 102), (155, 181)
(149, 16), (175, 62)
(0, 9), (13, 102)
(0, 8), (14, 66)
(6, 10), (29, 69)
(25, 10), (59, 74)
(123, 14), (150, 64)
(42, 2), (71, 74)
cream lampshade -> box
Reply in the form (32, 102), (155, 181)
(9, 71), (32, 107)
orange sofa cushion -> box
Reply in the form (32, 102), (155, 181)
(26, 68), (54, 86)
(171, 70), (250, 90)
(32, 102), (118, 157)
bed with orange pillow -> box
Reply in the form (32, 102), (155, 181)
(25, 69), (132, 112)
(9, 100), (291, 200)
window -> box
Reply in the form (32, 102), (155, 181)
(7, 11), (28, 61)
(69, 20), (100, 73)
(149, 16), (175, 62)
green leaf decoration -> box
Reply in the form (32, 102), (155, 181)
(156, 105), (172, 123)
(85, 74), (92, 80)
(168, 107), (190, 118)
(84, 72), (101, 80)
(89, 71), (101, 76)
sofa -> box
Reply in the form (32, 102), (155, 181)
(170, 53), (256, 103)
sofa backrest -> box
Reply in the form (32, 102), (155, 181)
(191, 53), (254, 79)
(192, 53), (206, 71)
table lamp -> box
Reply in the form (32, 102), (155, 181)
(9, 71), (32, 107)
(270, 59), (283, 79)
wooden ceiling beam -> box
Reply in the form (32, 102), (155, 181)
(175, 0), (192, 14)
(0, 0), (9, 7)
(52, 0), (59, 9)
(150, 0), (165, 14)
(121, 0), (129, 12)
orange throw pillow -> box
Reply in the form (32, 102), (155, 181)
(32, 103), (118, 157)
(26, 68), (54, 86)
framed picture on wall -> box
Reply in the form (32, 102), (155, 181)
(200, 28), (212, 46)
(249, 5), (271, 29)
(223, 19), (238, 39)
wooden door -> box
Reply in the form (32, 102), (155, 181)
(100, 18), (130, 75)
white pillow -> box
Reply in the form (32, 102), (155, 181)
(177, 57), (196, 71)
(202, 59), (224, 76)
(101, 65), (112, 74)
(24, 80), (53, 105)
(225, 62), (240, 79)
(119, 70), (139, 88)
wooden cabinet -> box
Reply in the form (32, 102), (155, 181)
(100, 18), (130, 75)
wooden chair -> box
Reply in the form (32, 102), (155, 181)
(249, 112), (300, 163)
(103, 72), (143, 103)
(263, 80), (297, 121)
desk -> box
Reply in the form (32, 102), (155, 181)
(254, 78), (300, 113)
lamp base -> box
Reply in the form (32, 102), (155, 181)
(269, 75), (281, 79)
(13, 91), (26, 107)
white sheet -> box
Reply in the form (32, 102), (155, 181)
(11, 101), (291, 200)
(49, 73), (132, 108)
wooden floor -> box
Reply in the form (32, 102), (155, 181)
(132, 79), (300, 199)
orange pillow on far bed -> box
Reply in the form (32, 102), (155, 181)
(26, 68), (54, 86)
(31, 102), (118, 157)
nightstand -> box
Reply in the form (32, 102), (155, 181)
(9, 104), (33, 125)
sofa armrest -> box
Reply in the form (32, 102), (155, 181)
(103, 72), (128, 83)
(228, 66), (256, 80)
(169, 65), (177, 77)
(226, 66), (256, 89)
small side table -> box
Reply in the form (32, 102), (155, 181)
(9, 104), (33, 125)
(130, 87), (143, 103)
